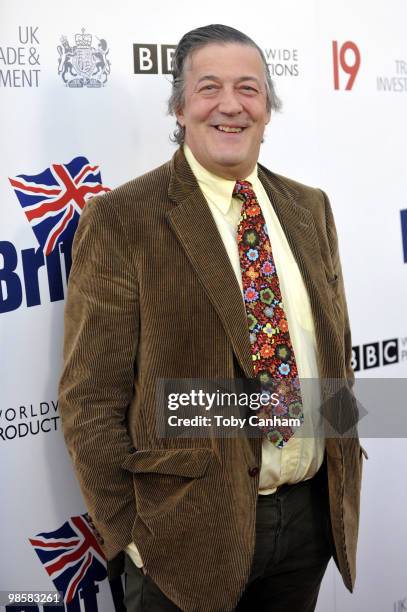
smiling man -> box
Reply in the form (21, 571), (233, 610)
(59, 24), (364, 612)
(175, 42), (271, 179)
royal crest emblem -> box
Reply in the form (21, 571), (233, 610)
(57, 28), (111, 88)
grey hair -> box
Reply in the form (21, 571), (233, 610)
(168, 24), (282, 145)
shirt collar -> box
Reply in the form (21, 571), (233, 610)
(183, 143), (258, 215)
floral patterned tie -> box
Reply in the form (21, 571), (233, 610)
(234, 180), (304, 448)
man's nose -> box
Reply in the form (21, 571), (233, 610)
(217, 86), (243, 115)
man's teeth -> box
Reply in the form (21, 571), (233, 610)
(216, 126), (243, 133)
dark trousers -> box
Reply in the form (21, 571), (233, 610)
(124, 460), (333, 612)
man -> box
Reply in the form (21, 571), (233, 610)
(59, 24), (366, 612)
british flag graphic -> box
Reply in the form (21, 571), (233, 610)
(9, 156), (110, 256)
(29, 514), (107, 604)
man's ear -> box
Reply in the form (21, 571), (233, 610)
(175, 107), (185, 127)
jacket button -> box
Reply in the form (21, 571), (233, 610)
(248, 466), (259, 477)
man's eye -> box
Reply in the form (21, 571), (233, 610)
(240, 85), (257, 92)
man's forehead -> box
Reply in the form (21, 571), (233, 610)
(185, 42), (264, 76)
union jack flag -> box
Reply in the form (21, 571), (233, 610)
(9, 156), (110, 256)
(29, 514), (107, 604)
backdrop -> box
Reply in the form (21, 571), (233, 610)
(1, 1), (406, 610)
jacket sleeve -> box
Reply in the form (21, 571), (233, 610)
(58, 193), (139, 560)
(318, 189), (365, 444)
(320, 189), (355, 390)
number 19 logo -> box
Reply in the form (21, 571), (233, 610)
(332, 41), (361, 90)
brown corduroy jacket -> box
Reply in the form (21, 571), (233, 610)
(59, 148), (365, 612)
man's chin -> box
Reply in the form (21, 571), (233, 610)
(211, 153), (247, 170)
(210, 155), (253, 179)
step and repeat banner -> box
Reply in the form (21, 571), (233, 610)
(1, 1), (406, 610)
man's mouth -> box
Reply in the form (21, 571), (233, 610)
(214, 125), (245, 133)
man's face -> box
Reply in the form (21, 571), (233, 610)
(176, 43), (271, 180)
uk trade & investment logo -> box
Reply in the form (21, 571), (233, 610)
(0, 26), (40, 88)
(133, 43), (175, 74)
(401, 209), (407, 262)
(332, 40), (361, 90)
(377, 58), (407, 93)
(29, 514), (124, 611)
(57, 28), (111, 87)
(0, 156), (110, 314)
(352, 336), (407, 371)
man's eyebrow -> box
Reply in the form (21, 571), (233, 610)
(236, 76), (262, 85)
(196, 75), (221, 83)
(196, 75), (262, 85)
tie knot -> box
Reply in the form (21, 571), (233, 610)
(233, 180), (254, 201)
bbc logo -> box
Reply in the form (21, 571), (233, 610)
(352, 338), (399, 371)
(133, 44), (176, 74)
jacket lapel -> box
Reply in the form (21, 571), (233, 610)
(257, 165), (343, 377)
(166, 149), (253, 378)
(257, 164), (329, 308)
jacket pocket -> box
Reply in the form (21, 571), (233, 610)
(121, 447), (213, 477)
(121, 448), (214, 523)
